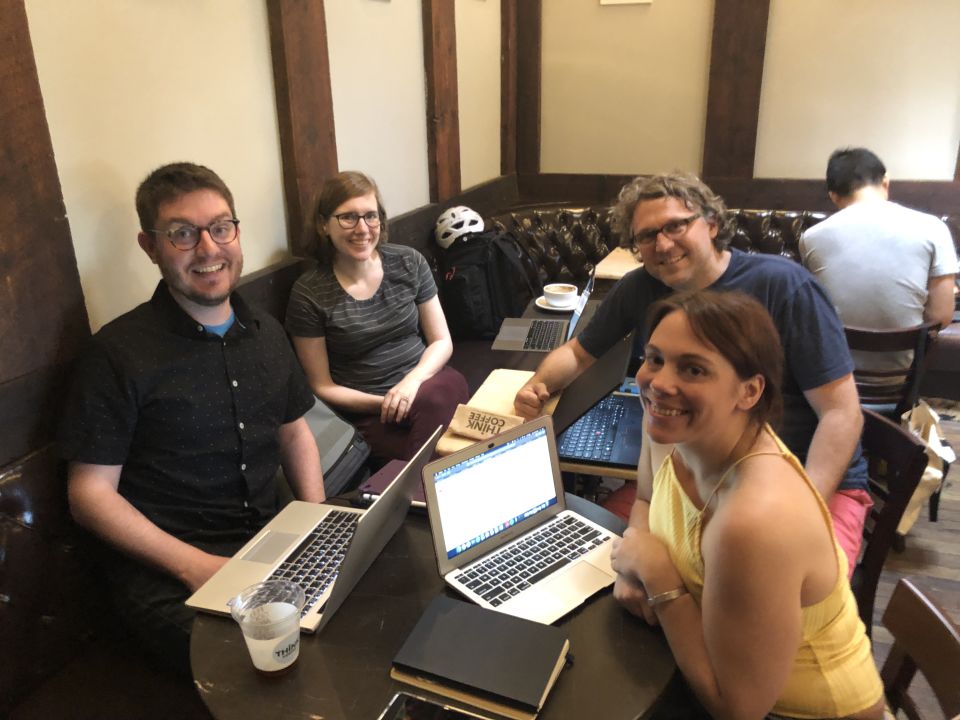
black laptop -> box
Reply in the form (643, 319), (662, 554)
(552, 334), (644, 470)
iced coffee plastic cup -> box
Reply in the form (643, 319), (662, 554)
(229, 579), (305, 675)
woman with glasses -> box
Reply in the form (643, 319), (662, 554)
(285, 171), (468, 462)
(610, 290), (883, 719)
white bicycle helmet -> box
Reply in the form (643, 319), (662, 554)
(435, 206), (484, 248)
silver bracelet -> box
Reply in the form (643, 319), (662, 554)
(647, 586), (689, 608)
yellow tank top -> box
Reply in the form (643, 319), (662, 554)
(648, 426), (882, 718)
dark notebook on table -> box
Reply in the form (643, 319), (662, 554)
(391, 595), (570, 720)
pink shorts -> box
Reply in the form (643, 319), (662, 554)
(827, 489), (872, 579)
(604, 484), (871, 580)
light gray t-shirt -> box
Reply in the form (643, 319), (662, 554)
(800, 199), (958, 370)
(285, 244), (437, 395)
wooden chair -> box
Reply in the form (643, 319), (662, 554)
(844, 322), (935, 421)
(852, 410), (928, 637)
(880, 577), (960, 719)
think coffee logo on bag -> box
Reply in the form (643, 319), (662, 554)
(449, 404), (524, 441)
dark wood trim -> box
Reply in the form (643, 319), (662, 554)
(0, 365), (73, 469)
(516, 0), (541, 175)
(518, 173), (634, 206)
(237, 257), (308, 327)
(500, 0), (518, 175)
(267, 1), (338, 256)
(701, 0), (771, 178)
(422, 0), (461, 203)
(707, 177), (960, 216)
(1, 1), (89, 467)
(955, 144), (960, 182)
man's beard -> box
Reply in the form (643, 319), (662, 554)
(160, 257), (242, 308)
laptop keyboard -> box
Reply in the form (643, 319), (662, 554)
(557, 395), (627, 462)
(455, 515), (610, 607)
(523, 319), (565, 351)
(267, 509), (359, 617)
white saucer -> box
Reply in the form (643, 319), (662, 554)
(535, 295), (578, 313)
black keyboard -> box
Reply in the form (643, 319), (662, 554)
(557, 395), (627, 462)
(454, 515), (610, 607)
(267, 510), (359, 617)
(523, 319), (565, 351)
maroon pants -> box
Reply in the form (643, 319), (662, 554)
(349, 366), (469, 462)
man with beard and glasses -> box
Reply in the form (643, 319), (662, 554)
(515, 173), (869, 579)
(59, 162), (325, 676)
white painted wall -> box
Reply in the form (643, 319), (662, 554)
(456, 0), (501, 190)
(26, 0), (288, 331)
(326, 0), (431, 217)
(540, 0), (713, 175)
(755, 0), (960, 180)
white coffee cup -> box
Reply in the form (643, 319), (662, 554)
(543, 283), (578, 308)
(229, 579), (305, 675)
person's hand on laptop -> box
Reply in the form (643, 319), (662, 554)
(181, 551), (230, 592)
(514, 382), (551, 419)
(611, 527), (684, 626)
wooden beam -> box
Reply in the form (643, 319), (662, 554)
(267, 1), (338, 256)
(516, 0), (541, 175)
(500, 0), (518, 175)
(702, 0), (771, 178)
(422, 0), (461, 203)
(0, 0), (89, 466)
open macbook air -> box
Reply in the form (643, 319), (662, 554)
(421, 416), (617, 625)
(491, 274), (594, 352)
(187, 426), (442, 633)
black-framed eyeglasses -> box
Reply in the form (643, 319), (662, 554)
(631, 213), (701, 247)
(151, 219), (240, 251)
(334, 211), (381, 230)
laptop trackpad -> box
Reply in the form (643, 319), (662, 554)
(551, 560), (614, 594)
(241, 531), (299, 563)
(498, 325), (528, 341)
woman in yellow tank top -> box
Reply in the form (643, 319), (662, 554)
(609, 290), (883, 719)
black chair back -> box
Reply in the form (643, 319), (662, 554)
(852, 410), (928, 637)
(844, 322), (935, 419)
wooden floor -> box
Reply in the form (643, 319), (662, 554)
(870, 400), (960, 717)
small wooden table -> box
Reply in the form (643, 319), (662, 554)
(191, 495), (676, 720)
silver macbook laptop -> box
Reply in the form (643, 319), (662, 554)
(421, 417), (617, 625)
(187, 426), (442, 633)
(491, 274), (594, 352)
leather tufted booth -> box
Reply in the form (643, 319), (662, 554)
(487, 205), (832, 287)
(484, 204), (960, 400)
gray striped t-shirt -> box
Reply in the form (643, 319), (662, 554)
(285, 244), (437, 395)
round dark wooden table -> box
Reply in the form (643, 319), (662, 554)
(191, 497), (676, 719)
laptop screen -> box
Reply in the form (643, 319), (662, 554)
(565, 273), (594, 342)
(432, 425), (559, 560)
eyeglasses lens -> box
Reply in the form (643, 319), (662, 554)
(167, 221), (238, 250)
(336, 212), (381, 229)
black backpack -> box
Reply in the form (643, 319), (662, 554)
(438, 230), (543, 340)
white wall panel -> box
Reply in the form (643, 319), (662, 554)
(326, 0), (431, 216)
(541, 0), (713, 175)
(26, 0), (287, 330)
(456, 0), (501, 189)
(756, 0), (960, 180)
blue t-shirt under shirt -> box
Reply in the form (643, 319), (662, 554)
(577, 248), (868, 491)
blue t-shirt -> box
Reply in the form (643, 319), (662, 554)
(577, 249), (868, 491)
